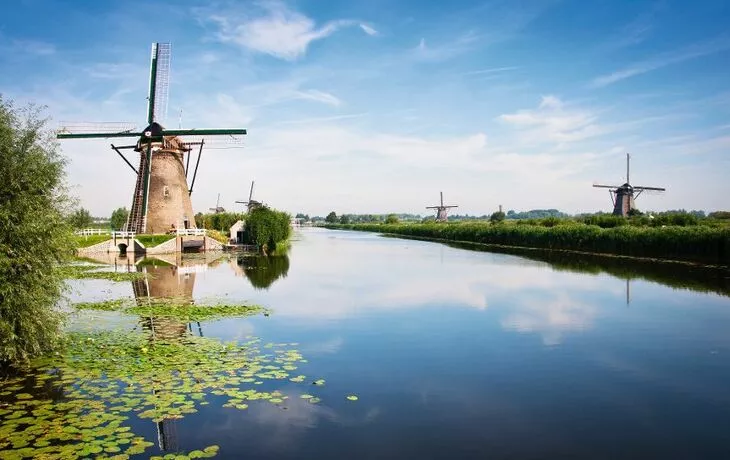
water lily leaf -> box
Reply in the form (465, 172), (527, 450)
(346, 395), (359, 401)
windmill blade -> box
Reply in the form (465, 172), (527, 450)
(57, 121), (138, 135)
(593, 184), (620, 189)
(634, 185), (666, 191)
(249, 181), (255, 201)
(152, 43), (171, 123)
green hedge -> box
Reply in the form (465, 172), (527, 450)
(325, 222), (730, 265)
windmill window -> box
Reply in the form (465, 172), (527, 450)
(163, 186), (170, 197)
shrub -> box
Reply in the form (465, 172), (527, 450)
(243, 207), (291, 252)
(0, 97), (75, 364)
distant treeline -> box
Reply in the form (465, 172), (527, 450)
(301, 208), (724, 223)
(324, 221), (730, 266)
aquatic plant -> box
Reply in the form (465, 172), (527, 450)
(0, 324), (324, 458)
(59, 264), (147, 282)
(73, 298), (267, 322)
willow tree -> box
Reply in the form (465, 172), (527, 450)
(0, 97), (75, 364)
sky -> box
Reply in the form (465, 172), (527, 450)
(1, 0), (729, 217)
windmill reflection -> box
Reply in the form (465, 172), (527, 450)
(131, 254), (224, 453)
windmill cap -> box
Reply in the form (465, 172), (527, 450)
(141, 122), (165, 139)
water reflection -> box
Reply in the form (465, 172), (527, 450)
(232, 254), (290, 290)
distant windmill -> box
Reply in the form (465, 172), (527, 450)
(593, 153), (665, 217)
(209, 193), (225, 214)
(56, 43), (247, 234)
(426, 192), (458, 222)
(235, 181), (263, 212)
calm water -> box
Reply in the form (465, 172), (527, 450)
(21, 229), (730, 458)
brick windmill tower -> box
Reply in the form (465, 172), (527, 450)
(427, 192), (458, 222)
(57, 43), (246, 233)
(593, 153), (666, 216)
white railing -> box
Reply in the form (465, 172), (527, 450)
(112, 231), (136, 239)
(177, 264), (208, 274)
(75, 228), (109, 236)
(176, 228), (206, 236)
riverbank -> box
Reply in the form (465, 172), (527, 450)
(323, 222), (730, 266)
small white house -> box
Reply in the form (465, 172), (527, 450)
(230, 220), (245, 244)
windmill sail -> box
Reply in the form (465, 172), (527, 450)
(147, 43), (171, 124)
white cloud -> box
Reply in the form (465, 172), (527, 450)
(359, 24), (378, 36)
(205, 1), (375, 61)
(294, 89), (341, 107)
(591, 36), (730, 88)
(498, 95), (606, 145)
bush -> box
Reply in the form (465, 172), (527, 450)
(243, 207), (291, 252)
(490, 211), (505, 223)
(0, 97), (75, 364)
(385, 214), (399, 224)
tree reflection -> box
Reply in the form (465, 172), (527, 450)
(235, 254), (290, 290)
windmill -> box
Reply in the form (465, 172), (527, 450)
(426, 192), (458, 222)
(235, 181), (263, 212)
(209, 193), (225, 214)
(593, 153), (665, 217)
(56, 43), (247, 234)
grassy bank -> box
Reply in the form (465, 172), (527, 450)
(325, 222), (730, 266)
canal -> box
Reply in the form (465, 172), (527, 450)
(3, 227), (730, 459)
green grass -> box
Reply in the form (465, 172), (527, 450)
(326, 222), (730, 265)
(74, 234), (112, 248)
(135, 234), (175, 247)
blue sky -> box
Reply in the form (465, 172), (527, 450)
(1, 0), (728, 216)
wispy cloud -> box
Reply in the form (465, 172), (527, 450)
(294, 89), (341, 107)
(591, 36), (730, 88)
(10, 39), (56, 55)
(204, 1), (375, 61)
(359, 24), (378, 36)
(602, 3), (663, 51)
(277, 112), (369, 125)
(498, 95), (607, 145)
(462, 66), (519, 76)
(413, 31), (479, 62)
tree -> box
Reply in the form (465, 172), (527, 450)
(110, 207), (129, 230)
(339, 214), (350, 224)
(0, 97), (75, 363)
(325, 211), (337, 223)
(385, 214), (399, 224)
(68, 207), (93, 229)
(490, 211), (505, 223)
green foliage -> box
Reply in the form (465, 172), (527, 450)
(385, 214), (399, 224)
(709, 211), (730, 220)
(243, 207), (291, 252)
(331, 221), (730, 265)
(0, 97), (75, 364)
(68, 207), (93, 229)
(325, 211), (338, 223)
(490, 211), (505, 223)
(135, 234), (175, 247)
(339, 214), (351, 224)
(109, 207), (128, 230)
(73, 234), (111, 248)
(207, 229), (229, 244)
(198, 212), (246, 233)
